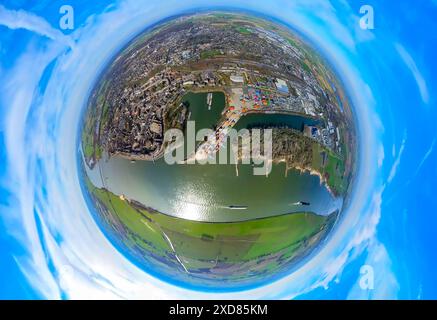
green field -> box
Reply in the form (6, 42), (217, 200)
(86, 177), (334, 272)
(312, 142), (347, 195)
(301, 60), (312, 74)
(235, 26), (252, 34)
(200, 49), (223, 59)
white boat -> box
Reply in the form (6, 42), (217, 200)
(228, 205), (248, 210)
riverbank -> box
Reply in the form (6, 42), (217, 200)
(85, 176), (337, 283)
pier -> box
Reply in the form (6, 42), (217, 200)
(207, 92), (213, 110)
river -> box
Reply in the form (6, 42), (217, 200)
(86, 92), (342, 222)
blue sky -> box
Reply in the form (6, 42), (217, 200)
(0, 0), (436, 299)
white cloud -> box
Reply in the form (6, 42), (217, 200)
(0, 4), (74, 48)
(1, 43), (67, 299)
(347, 242), (399, 300)
(395, 43), (430, 104)
(377, 143), (385, 168)
(414, 138), (436, 177)
(388, 132), (407, 183)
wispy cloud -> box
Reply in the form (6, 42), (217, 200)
(388, 132), (407, 183)
(412, 138), (436, 179)
(0, 5), (74, 48)
(395, 43), (430, 104)
(377, 143), (385, 168)
(1, 44), (66, 299)
(347, 242), (399, 299)
(417, 139), (436, 172)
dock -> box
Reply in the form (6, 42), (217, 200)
(207, 92), (213, 110)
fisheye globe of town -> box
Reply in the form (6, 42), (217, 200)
(81, 12), (357, 290)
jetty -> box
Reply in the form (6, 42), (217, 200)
(207, 92), (213, 110)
